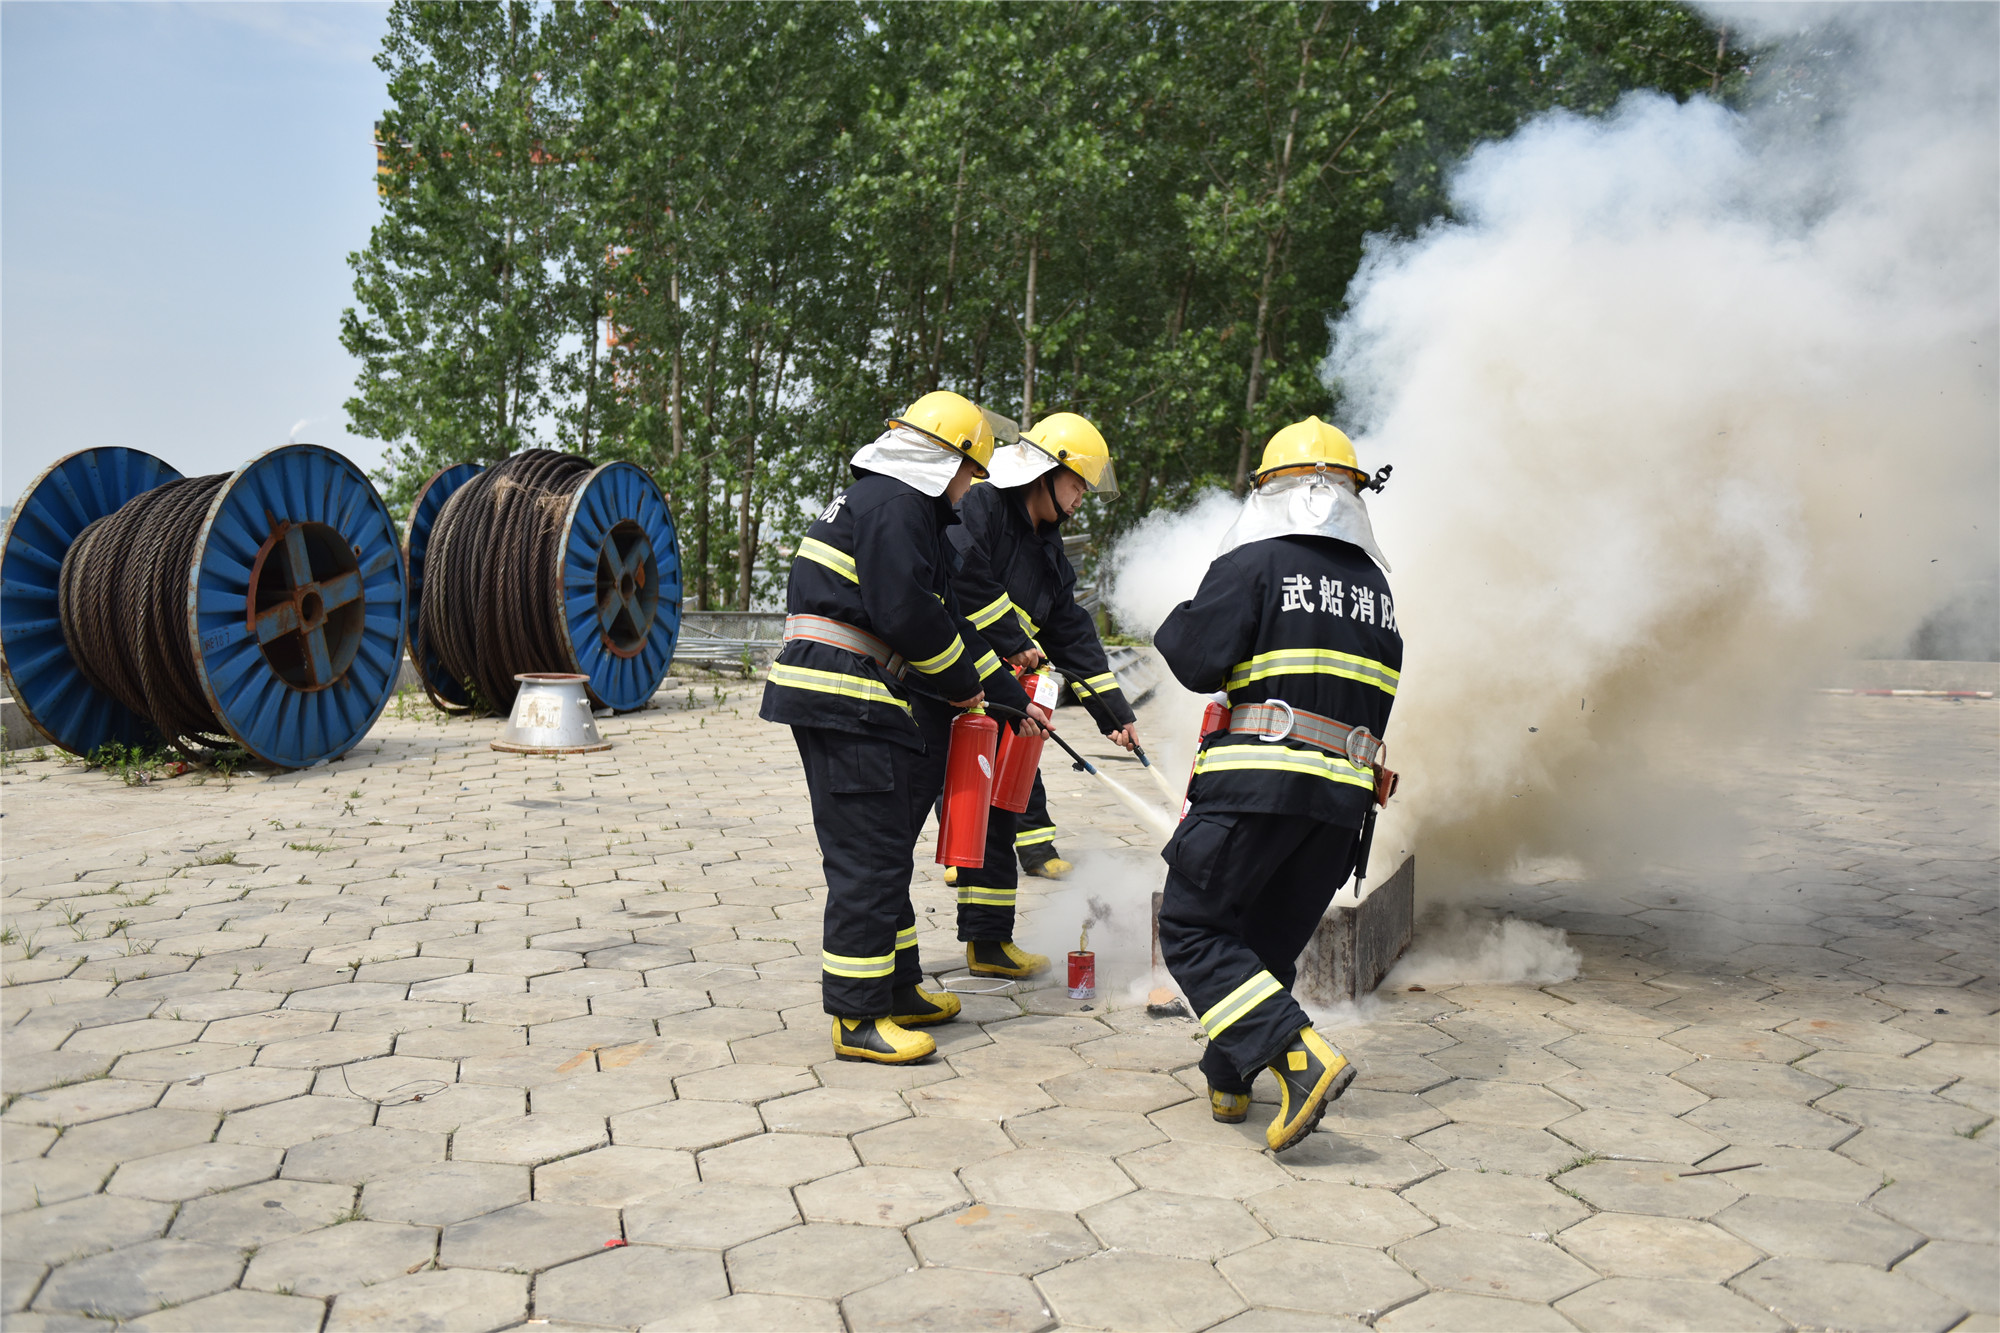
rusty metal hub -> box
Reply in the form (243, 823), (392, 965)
(249, 520), (364, 690)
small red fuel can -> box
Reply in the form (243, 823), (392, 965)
(1067, 950), (1096, 1000)
(936, 706), (999, 867)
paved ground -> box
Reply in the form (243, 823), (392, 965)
(0, 679), (1994, 1332)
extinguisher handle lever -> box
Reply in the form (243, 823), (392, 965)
(985, 703), (1098, 775)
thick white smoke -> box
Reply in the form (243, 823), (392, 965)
(1111, 7), (1997, 907)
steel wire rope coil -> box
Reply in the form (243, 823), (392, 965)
(1, 444), (406, 767)
(409, 450), (681, 715)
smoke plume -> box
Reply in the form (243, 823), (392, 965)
(1112, 7), (1997, 901)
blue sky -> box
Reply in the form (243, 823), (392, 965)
(3, 1), (393, 501)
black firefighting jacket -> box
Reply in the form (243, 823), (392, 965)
(1154, 533), (1400, 828)
(948, 481), (1136, 735)
(760, 469), (1028, 751)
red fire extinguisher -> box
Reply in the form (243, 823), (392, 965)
(936, 705), (1000, 867)
(992, 668), (1058, 814)
(1179, 692), (1232, 822)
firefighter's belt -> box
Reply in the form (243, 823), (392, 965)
(1227, 700), (1399, 804)
(783, 615), (907, 679)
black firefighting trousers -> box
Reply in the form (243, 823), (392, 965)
(1158, 810), (1360, 1094)
(1013, 774), (1059, 870)
(795, 700), (951, 1018)
(955, 795), (1019, 943)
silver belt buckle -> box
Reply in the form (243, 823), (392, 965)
(1257, 699), (1295, 743)
(1344, 724), (1376, 765)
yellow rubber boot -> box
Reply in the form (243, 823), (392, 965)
(1023, 855), (1071, 880)
(966, 940), (1052, 979)
(891, 983), (961, 1027)
(1210, 1089), (1252, 1124)
(831, 1016), (937, 1064)
(1265, 1026), (1354, 1152)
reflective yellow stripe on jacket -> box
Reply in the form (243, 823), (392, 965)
(1225, 648), (1399, 697)
(768, 663), (911, 713)
(1075, 672), (1121, 699)
(974, 650), (1004, 679)
(797, 537), (858, 583)
(1192, 743), (1375, 792)
(969, 594), (1015, 629)
(907, 634), (966, 675)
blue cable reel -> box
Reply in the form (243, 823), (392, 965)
(0, 443), (406, 768)
(404, 456), (682, 714)
(1, 447), (183, 755)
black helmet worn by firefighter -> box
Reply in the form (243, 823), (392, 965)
(1150, 415), (1400, 1150)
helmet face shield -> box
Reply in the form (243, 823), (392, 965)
(1058, 451), (1117, 498)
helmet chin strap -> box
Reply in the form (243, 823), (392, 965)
(1044, 472), (1079, 524)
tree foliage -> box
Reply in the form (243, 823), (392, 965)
(344, 0), (1754, 607)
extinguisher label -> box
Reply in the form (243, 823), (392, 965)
(978, 755), (992, 779)
(1033, 672), (1061, 708)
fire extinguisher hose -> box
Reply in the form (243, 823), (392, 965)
(981, 703), (1098, 774)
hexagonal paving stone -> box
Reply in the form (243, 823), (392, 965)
(1116, 1139), (1291, 1200)
(32, 1239), (240, 1319)
(1246, 1180), (1434, 1248)
(1042, 1068), (1191, 1114)
(360, 1160), (529, 1227)
(244, 1221), (438, 1298)
(106, 1142), (280, 1201)
(1218, 1236), (1427, 1317)
(1039, 1251), (1246, 1331)
(280, 1126), (445, 1185)
(961, 1149), (1135, 1212)
(1713, 1194), (1921, 1265)
(613, 1097), (763, 1151)
(1839, 1126), (1998, 1186)
(1560, 1160), (1744, 1219)
(1082, 1189), (1268, 1261)
(949, 1041), (1085, 1083)
(120, 1288), (325, 1332)
(657, 1293), (844, 1332)
(1663, 1025), (1814, 1063)
(1546, 1108), (1728, 1164)
(1393, 1226), (1597, 1303)
(844, 1267), (1052, 1333)
(675, 1063), (815, 1104)
(907, 1204), (1099, 1276)
(1896, 1240), (2000, 1316)
(169, 1179), (355, 1247)
(1554, 1277), (1788, 1331)
(1319, 1089), (1450, 1140)
(438, 1200), (618, 1271)
(1672, 1057), (1831, 1102)
(1411, 1122), (1581, 1175)
(853, 1114), (1016, 1170)
(217, 1094), (375, 1149)
(534, 1242), (729, 1327)
(726, 1222), (916, 1300)
(697, 1132), (858, 1187)
(623, 1178), (801, 1250)
(1871, 1176), (1999, 1246)
(1816, 1086), (1991, 1138)
(533, 1144), (696, 1206)
(1267, 1131), (1442, 1189)
(4, 1173), (156, 1254)
(1007, 1106), (1166, 1156)
(760, 1087), (909, 1136)
(325, 1268), (528, 1332)
(1400, 1170), (1589, 1236)
(1730, 1256), (1969, 1333)
(1374, 1291), (1579, 1332)
(3, 1078), (165, 1127)
(1549, 1070), (1706, 1116)
(1557, 1212), (1764, 1282)
(1700, 1145), (1886, 1202)
(906, 1076), (1056, 1121)
(796, 1165), (969, 1228)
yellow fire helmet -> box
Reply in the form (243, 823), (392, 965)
(1252, 416), (1364, 487)
(1018, 412), (1118, 497)
(888, 391), (996, 476)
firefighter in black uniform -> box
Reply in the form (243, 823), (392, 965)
(760, 391), (1033, 1064)
(948, 411), (1139, 979)
(1153, 417), (1401, 1151)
